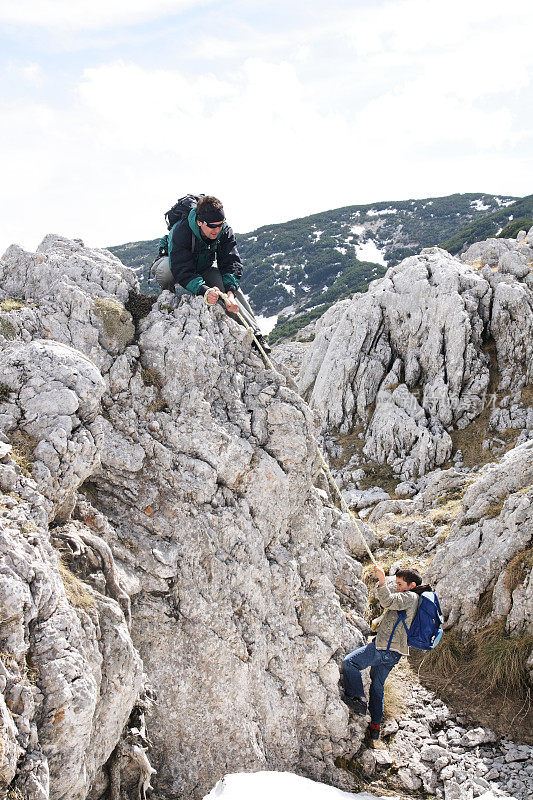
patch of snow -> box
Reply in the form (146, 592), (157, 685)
(313, 230), (323, 241)
(280, 283), (295, 295)
(495, 197), (515, 207)
(270, 252), (285, 258)
(350, 224), (365, 236)
(335, 246), (347, 255)
(321, 285), (328, 292)
(471, 199), (491, 212)
(203, 771), (396, 800)
(367, 208), (397, 216)
(255, 312), (278, 335)
(247, 235), (258, 242)
(355, 238), (388, 266)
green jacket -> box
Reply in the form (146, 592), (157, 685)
(168, 209), (243, 295)
(374, 580), (419, 656)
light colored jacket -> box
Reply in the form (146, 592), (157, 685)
(373, 580), (419, 656)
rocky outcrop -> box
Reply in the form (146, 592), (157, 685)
(88, 291), (367, 797)
(370, 681), (532, 800)
(0, 456), (143, 799)
(298, 230), (533, 480)
(0, 236), (368, 798)
(364, 443), (533, 686)
(428, 441), (533, 642)
(2, 230), (531, 800)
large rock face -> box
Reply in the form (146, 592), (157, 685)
(90, 292), (366, 797)
(427, 440), (533, 640)
(0, 451), (142, 799)
(298, 232), (533, 480)
(0, 237), (145, 798)
(364, 441), (533, 687)
(0, 236), (368, 798)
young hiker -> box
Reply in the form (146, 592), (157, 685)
(341, 564), (425, 743)
(159, 195), (271, 353)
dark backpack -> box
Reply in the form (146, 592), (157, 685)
(164, 194), (205, 230)
(154, 194), (203, 265)
(387, 591), (444, 652)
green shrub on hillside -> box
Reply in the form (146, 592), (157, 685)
(497, 218), (533, 239)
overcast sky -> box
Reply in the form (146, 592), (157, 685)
(1, 0), (532, 255)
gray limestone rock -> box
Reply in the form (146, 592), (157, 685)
(0, 469), (143, 799)
(298, 239), (532, 478)
(1, 231), (532, 800)
(0, 235), (369, 798)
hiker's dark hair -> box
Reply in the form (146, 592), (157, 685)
(197, 195), (224, 219)
(395, 568), (422, 587)
(395, 567), (433, 595)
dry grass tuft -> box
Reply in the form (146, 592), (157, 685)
(422, 621), (533, 698)
(484, 497), (506, 519)
(141, 367), (163, 389)
(473, 585), (495, 621)
(471, 621), (533, 694)
(422, 629), (465, 676)
(9, 431), (37, 476)
(0, 299), (25, 312)
(504, 546), (533, 594)
(427, 498), (464, 526)
(6, 788), (25, 799)
(58, 561), (97, 612)
(383, 660), (409, 721)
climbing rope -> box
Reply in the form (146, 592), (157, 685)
(206, 290), (277, 371)
(206, 290), (378, 565)
(316, 447), (378, 566)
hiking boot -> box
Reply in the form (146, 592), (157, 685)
(341, 692), (368, 715)
(369, 722), (381, 741)
(252, 334), (272, 355)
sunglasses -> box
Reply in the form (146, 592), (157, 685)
(200, 220), (225, 229)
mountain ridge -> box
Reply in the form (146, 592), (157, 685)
(107, 192), (518, 311)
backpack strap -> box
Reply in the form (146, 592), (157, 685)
(386, 610), (407, 651)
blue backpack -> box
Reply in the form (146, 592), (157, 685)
(387, 591), (444, 651)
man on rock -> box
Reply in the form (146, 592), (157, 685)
(163, 195), (271, 353)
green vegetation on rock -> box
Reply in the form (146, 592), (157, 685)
(440, 195), (533, 254)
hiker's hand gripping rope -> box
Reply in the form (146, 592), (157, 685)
(205, 288), (277, 371)
(204, 287), (221, 305)
(204, 287), (238, 313)
(316, 446), (378, 566)
(374, 564), (386, 585)
(223, 291), (239, 313)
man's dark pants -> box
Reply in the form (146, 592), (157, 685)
(342, 641), (401, 724)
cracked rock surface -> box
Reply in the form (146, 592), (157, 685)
(297, 235), (533, 480)
(0, 461), (142, 799)
(0, 236), (368, 798)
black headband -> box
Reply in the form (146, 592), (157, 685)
(197, 204), (225, 224)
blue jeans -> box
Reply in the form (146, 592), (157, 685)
(342, 641), (401, 724)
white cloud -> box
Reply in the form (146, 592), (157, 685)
(1, 0), (532, 254)
(0, 0), (208, 31)
(6, 62), (45, 87)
